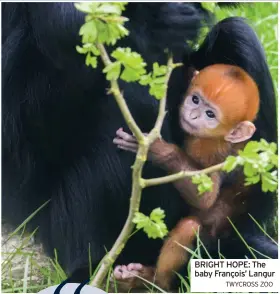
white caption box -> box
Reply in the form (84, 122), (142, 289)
(191, 259), (280, 292)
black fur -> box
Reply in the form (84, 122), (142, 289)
(2, 2), (277, 284)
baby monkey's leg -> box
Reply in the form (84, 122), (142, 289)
(156, 217), (201, 291)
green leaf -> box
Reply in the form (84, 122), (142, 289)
(150, 208), (165, 223)
(153, 76), (166, 84)
(116, 23), (129, 38)
(75, 2), (99, 14)
(201, 2), (217, 13)
(95, 19), (110, 44)
(111, 48), (146, 82)
(192, 174), (213, 195)
(244, 162), (257, 177)
(76, 45), (88, 54)
(90, 45), (100, 56)
(223, 156), (238, 172)
(149, 84), (167, 99)
(114, 3), (128, 11)
(191, 175), (201, 184)
(264, 164), (275, 172)
(243, 141), (261, 154)
(260, 139), (270, 149)
(259, 151), (270, 163)
(238, 139), (278, 192)
(111, 47), (127, 60)
(132, 209), (168, 239)
(197, 185), (205, 195)
(95, 4), (122, 15)
(269, 142), (277, 153)
(76, 44), (100, 57)
(245, 175), (260, 186)
(139, 73), (152, 86)
(79, 20), (97, 43)
(112, 48), (146, 70)
(107, 22), (129, 45)
(132, 212), (149, 230)
(103, 61), (121, 80)
(144, 222), (168, 239)
(239, 152), (260, 163)
(121, 67), (142, 82)
(261, 172), (278, 192)
(152, 63), (167, 77)
(271, 154), (278, 167)
(76, 2), (129, 48)
(85, 53), (97, 68)
(202, 179), (213, 191)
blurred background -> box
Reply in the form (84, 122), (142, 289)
(216, 2), (278, 92)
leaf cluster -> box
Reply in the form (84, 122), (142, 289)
(103, 48), (146, 82)
(192, 174), (213, 195)
(76, 2), (129, 68)
(132, 208), (168, 239)
(76, 2), (170, 100)
(139, 63), (168, 99)
(104, 51), (168, 99)
(223, 140), (278, 192)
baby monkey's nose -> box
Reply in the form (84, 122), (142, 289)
(190, 110), (200, 119)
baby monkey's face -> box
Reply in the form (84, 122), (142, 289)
(179, 87), (257, 144)
(180, 64), (259, 143)
(179, 89), (225, 138)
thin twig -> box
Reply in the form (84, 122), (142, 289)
(148, 57), (174, 144)
(96, 43), (144, 142)
(143, 162), (225, 187)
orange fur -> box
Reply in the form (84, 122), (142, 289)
(186, 137), (232, 167)
(185, 136), (245, 167)
(156, 217), (201, 290)
(190, 64), (260, 129)
(184, 64), (260, 166)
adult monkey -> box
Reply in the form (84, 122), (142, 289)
(2, 2), (277, 286)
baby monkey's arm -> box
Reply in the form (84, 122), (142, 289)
(113, 128), (220, 210)
(113, 128), (179, 164)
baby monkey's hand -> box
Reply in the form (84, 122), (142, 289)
(113, 128), (175, 167)
(113, 128), (139, 153)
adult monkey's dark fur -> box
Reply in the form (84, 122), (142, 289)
(2, 2), (277, 283)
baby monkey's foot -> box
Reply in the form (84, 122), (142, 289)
(112, 263), (155, 290)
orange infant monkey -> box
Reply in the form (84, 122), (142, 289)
(113, 64), (260, 290)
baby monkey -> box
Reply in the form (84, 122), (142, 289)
(112, 64), (260, 290)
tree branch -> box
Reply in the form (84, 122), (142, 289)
(91, 143), (147, 287)
(143, 162), (225, 187)
(91, 46), (175, 288)
(96, 43), (145, 142)
(147, 57), (174, 144)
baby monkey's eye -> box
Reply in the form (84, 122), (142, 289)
(206, 110), (216, 118)
(192, 95), (199, 104)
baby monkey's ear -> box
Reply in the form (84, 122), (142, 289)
(191, 70), (199, 82)
(184, 66), (199, 85)
(224, 121), (256, 143)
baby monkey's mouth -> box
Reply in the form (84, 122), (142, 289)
(180, 117), (198, 132)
